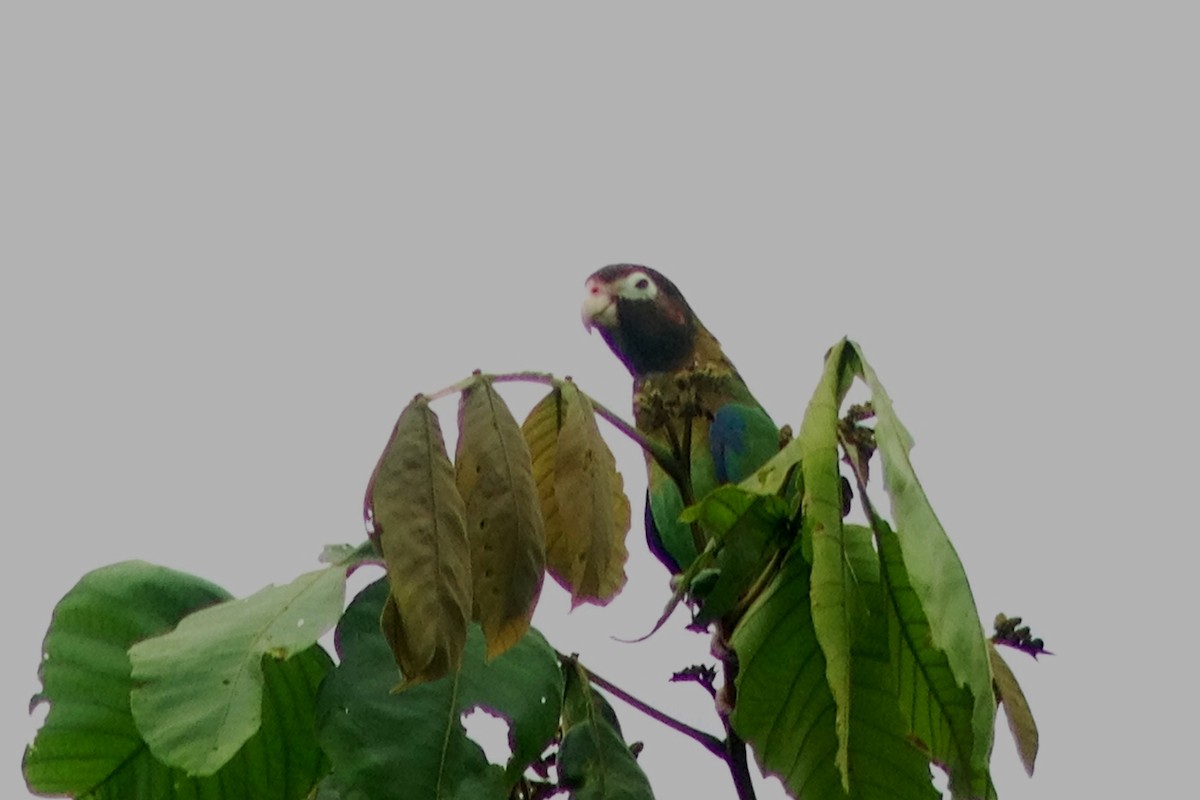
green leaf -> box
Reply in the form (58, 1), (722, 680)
(456, 377), (547, 659)
(315, 578), (564, 799)
(128, 565), (346, 775)
(680, 485), (789, 624)
(24, 561), (330, 800)
(367, 394), (473, 686)
(872, 515), (994, 798)
(795, 337), (860, 787)
(732, 537), (937, 800)
(989, 642), (1038, 777)
(849, 343), (996, 776)
(558, 660), (655, 800)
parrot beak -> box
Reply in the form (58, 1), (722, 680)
(581, 277), (617, 332)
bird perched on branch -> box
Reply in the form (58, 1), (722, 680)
(581, 265), (779, 573)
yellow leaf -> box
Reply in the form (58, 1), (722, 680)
(556, 383), (630, 605)
(522, 385), (630, 606)
(523, 389), (572, 585)
(455, 378), (546, 659)
(988, 641), (1039, 776)
(366, 396), (471, 687)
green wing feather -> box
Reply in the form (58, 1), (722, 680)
(646, 398), (778, 572)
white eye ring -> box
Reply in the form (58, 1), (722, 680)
(620, 272), (657, 300)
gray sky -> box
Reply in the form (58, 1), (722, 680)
(5, 5), (1196, 799)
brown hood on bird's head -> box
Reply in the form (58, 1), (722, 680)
(581, 264), (706, 378)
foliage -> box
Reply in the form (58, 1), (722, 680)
(22, 561), (330, 800)
(314, 578), (566, 799)
(558, 658), (656, 799)
(128, 563), (347, 774)
(24, 343), (1044, 800)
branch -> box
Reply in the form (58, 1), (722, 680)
(501, 374), (694, 491)
(585, 395), (691, 490)
(715, 622), (758, 800)
(557, 652), (727, 761)
(724, 721), (757, 800)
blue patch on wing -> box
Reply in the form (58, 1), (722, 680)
(710, 403), (779, 485)
(709, 405), (747, 484)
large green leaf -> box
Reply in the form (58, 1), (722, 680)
(849, 343), (995, 776)
(874, 515), (993, 799)
(558, 659), (655, 800)
(24, 561), (330, 800)
(315, 578), (564, 799)
(732, 535), (937, 800)
(128, 564), (347, 775)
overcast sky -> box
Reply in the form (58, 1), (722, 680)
(4, 5), (1196, 799)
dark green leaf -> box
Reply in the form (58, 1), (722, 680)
(558, 660), (655, 800)
(24, 561), (329, 800)
(680, 485), (789, 624)
(315, 578), (563, 798)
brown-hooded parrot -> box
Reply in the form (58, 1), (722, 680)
(581, 264), (779, 573)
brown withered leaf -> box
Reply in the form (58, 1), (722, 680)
(988, 641), (1039, 776)
(455, 378), (546, 659)
(366, 395), (471, 688)
(522, 384), (630, 606)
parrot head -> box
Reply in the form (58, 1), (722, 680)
(581, 264), (700, 377)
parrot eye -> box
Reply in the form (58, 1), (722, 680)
(620, 271), (658, 300)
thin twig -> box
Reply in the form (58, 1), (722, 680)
(558, 652), (727, 761)
(586, 395), (690, 491)
(422, 372), (486, 402)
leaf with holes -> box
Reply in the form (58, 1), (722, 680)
(456, 377), (546, 659)
(315, 579), (564, 798)
(522, 383), (630, 606)
(367, 395), (472, 687)
(24, 561), (330, 799)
